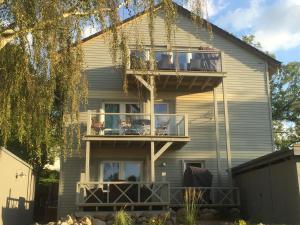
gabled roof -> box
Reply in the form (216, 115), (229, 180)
(82, 2), (281, 73)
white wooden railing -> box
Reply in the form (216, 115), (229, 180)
(85, 112), (189, 137)
(76, 181), (170, 207)
(170, 187), (240, 207)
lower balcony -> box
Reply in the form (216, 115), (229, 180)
(83, 112), (190, 144)
(76, 181), (240, 211)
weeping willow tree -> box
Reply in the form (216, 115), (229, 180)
(0, 0), (209, 170)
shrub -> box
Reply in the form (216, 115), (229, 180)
(184, 188), (202, 225)
(113, 210), (132, 225)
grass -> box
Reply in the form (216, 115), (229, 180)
(113, 210), (133, 225)
(184, 188), (202, 225)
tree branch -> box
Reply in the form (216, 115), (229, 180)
(0, 1), (130, 50)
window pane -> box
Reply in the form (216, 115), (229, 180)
(154, 104), (168, 113)
(126, 104), (140, 113)
(186, 162), (203, 169)
(105, 104), (120, 131)
(103, 162), (119, 181)
(124, 162), (141, 181)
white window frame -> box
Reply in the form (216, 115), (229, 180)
(182, 160), (205, 173)
(99, 160), (143, 182)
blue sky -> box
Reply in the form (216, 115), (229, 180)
(193, 0), (300, 64)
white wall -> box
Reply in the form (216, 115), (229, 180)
(0, 148), (35, 225)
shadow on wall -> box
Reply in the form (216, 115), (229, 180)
(2, 191), (34, 225)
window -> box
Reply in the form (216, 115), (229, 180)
(182, 160), (205, 173)
(154, 103), (168, 114)
(101, 161), (142, 182)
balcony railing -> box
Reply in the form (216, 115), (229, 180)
(85, 112), (188, 137)
(76, 182), (239, 208)
(76, 181), (170, 207)
(130, 50), (222, 72)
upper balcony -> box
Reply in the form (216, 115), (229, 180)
(82, 112), (190, 145)
(126, 49), (226, 92)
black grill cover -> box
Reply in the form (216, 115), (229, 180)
(183, 166), (213, 187)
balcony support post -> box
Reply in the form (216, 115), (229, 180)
(85, 141), (90, 182)
(150, 141), (155, 182)
(222, 77), (233, 185)
(150, 76), (155, 136)
(213, 88), (221, 186)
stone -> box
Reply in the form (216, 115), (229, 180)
(65, 215), (74, 224)
(46, 222), (56, 225)
(105, 213), (114, 221)
(80, 216), (92, 225)
(228, 207), (240, 220)
(176, 208), (186, 224)
(105, 220), (113, 225)
(94, 215), (107, 221)
(61, 222), (68, 225)
(92, 218), (106, 225)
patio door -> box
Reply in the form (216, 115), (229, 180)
(104, 104), (120, 133)
(100, 161), (143, 182)
(103, 103), (140, 134)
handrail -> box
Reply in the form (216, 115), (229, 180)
(86, 112), (187, 116)
(76, 181), (170, 207)
(85, 112), (189, 137)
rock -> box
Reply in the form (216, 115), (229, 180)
(65, 215), (74, 224)
(105, 213), (114, 221)
(199, 208), (219, 220)
(228, 208), (240, 220)
(92, 218), (106, 225)
(106, 220), (113, 225)
(94, 215), (107, 221)
(46, 222), (56, 225)
(61, 222), (68, 225)
(57, 220), (62, 225)
(80, 216), (92, 225)
(176, 208), (186, 224)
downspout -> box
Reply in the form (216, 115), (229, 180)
(265, 62), (275, 152)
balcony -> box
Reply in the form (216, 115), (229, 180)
(83, 112), (190, 144)
(126, 50), (225, 92)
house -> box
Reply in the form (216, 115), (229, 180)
(0, 147), (35, 225)
(57, 3), (280, 217)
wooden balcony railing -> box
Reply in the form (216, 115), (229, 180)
(170, 187), (240, 207)
(76, 181), (170, 207)
(76, 182), (240, 209)
(85, 112), (189, 137)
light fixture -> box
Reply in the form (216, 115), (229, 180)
(16, 171), (26, 179)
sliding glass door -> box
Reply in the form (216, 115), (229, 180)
(101, 161), (142, 182)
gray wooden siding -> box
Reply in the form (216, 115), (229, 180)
(58, 9), (273, 216)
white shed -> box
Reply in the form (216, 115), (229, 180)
(0, 147), (35, 225)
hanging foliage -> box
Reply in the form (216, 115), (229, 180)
(0, 0), (208, 167)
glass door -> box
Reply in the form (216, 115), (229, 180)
(101, 161), (142, 182)
(105, 104), (120, 134)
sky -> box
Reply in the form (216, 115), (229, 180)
(194, 0), (300, 64)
